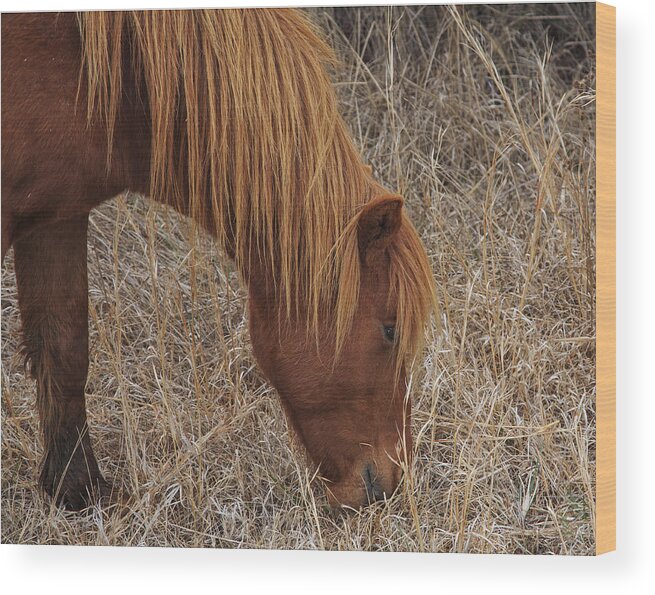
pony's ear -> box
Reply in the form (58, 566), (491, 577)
(357, 195), (404, 262)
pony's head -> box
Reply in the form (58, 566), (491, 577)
(248, 194), (435, 508)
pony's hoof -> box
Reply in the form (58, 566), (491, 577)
(54, 477), (114, 512)
(39, 444), (125, 511)
(41, 465), (121, 512)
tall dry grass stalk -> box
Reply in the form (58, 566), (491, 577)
(1, 4), (596, 554)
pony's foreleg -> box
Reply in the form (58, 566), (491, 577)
(14, 215), (110, 509)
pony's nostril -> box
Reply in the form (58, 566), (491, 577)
(362, 463), (385, 502)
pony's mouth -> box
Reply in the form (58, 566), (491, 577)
(362, 463), (386, 503)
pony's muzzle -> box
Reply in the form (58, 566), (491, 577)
(329, 461), (399, 508)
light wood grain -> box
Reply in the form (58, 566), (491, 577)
(596, 1), (616, 555)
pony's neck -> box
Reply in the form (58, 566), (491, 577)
(82, 9), (381, 319)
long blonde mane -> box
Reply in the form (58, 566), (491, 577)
(78, 8), (435, 364)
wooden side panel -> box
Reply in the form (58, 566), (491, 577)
(595, 1), (616, 556)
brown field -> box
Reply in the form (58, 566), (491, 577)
(1, 4), (596, 554)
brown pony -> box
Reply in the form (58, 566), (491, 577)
(1, 9), (436, 510)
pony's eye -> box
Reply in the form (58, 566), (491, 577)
(383, 325), (396, 344)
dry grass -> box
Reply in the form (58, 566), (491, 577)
(1, 4), (596, 554)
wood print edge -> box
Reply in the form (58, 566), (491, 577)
(595, 1), (616, 556)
